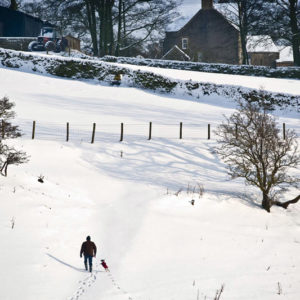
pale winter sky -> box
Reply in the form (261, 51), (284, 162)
(168, 0), (202, 31)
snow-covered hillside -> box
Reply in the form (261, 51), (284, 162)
(0, 57), (299, 300)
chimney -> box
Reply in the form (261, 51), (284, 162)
(202, 0), (213, 10)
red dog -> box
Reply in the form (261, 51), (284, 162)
(101, 259), (110, 272)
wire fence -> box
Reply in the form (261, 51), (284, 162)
(2, 119), (300, 144)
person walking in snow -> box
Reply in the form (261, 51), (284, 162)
(80, 236), (97, 272)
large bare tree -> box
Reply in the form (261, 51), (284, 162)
(268, 0), (300, 66)
(215, 101), (300, 212)
(216, 0), (264, 64)
(22, 0), (180, 57)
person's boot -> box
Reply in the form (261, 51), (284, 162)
(89, 265), (92, 273)
(84, 262), (88, 271)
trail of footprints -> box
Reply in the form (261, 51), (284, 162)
(68, 262), (133, 300)
(107, 272), (133, 300)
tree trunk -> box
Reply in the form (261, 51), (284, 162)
(107, 1), (115, 55)
(9, 0), (18, 10)
(238, 2), (249, 65)
(289, 0), (300, 66)
(115, 0), (123, 56)
(85, 0), (98, 56)
(262, 192), (272, 213)
(0, 161), (8, 176)
(97, 0), (105, 56)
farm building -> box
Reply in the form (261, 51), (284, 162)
(0, 5), (52, 37)
(0, 5), (52, 50)
(65, 35), (81, 51)
(163, 0), (283, 67)
(247, 35), (279, 67)
(276, 46), (294, 67)
(162, 0), (242, 64)
(0, 6), (80, 52)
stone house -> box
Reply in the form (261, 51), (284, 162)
(162, 0), (242, 64)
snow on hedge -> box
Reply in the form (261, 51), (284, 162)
(99, 55), (300, 80)
(0, 48), (299, 111)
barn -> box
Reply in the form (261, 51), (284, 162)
(163, 0), (242, 64)
(0, 6), (52, 37)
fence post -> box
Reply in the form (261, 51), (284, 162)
(1, 119), (4, 139)
(208, 124), (211, 140)
(91, 123), (96, 144)
(283, 123), (286, 140)
(180, 122), (183, 139)
(120, 123), (124, 142)
(32, 121), (36, 140)
(66, 122), (69, 142)
(148, 122), (152, 140)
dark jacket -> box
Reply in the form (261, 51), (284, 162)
(80, 241), (97, 257)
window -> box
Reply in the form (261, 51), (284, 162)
(182, 38), (188, 50)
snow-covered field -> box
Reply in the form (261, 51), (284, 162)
(0, 63), (299, 300)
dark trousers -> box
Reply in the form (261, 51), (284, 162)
(84, 255), (93, 271)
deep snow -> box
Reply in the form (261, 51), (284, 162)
(0, 64), (299, 300)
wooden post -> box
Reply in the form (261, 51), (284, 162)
(120, 123), (124, 142)
(66, 122), (69, 142)
(235, 123), (238, 139)
(32, 121), (36, 140)
(1, 119), (4, 139)
(148, 122), (152, 140)
(283, 123), (286, 140)
(91, 123), (96, 144)
(180, 122), (183, 139)
(208, 124), (211, 140)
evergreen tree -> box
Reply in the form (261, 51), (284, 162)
(0, 97), (28, 177)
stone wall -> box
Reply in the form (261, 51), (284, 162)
(0, 37), (35, 51)
(248, 52), (280, 67)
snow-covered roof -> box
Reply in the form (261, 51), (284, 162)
(247, 36), (279, 53)
(277, 46), (294, 62)
(162, 45), (191, 60)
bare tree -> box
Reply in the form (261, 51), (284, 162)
(217, 0), (264, 64)
(267, 0), (300, 66)
(215, 101), (300, 212)
(0, 146), (28, 176)
(116, 0), (180, 57)
(0, 97), (28, 177)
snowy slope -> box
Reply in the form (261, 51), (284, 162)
(0, 65), (299, 300)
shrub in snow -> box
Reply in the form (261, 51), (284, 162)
(0, 97), (29, 176)
(215, 100), (300, 213)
